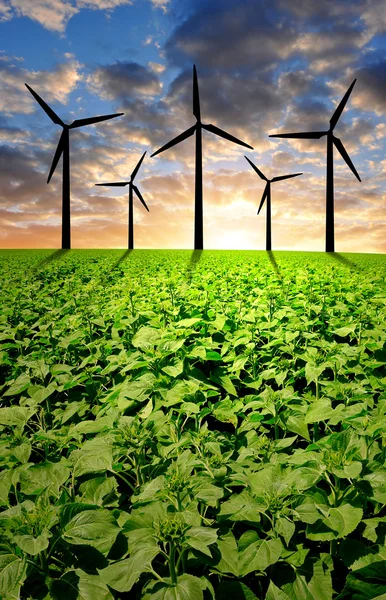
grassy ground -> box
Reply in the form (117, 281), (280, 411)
(0, 250), (385, 599)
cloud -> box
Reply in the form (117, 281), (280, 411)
(348, 59), (386, 116)
(6, 0), (79, 33)
(76, 0), (133, 9)
(2, 0), (135, 33)
(0, 1), (13, 22)
(87, 61), (162, 102)
(0, 56), (82, 116)
(150, 0), (170, 13)
(165, 0), (298, 70)
(148, 62), (166, 74)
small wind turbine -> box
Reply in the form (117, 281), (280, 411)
(269, 79), (361, 252)
(95, 152), (149, 249)
(245, 157), (302, 251)
(151, 65), (253, 250)
(25, 83), (123, 249)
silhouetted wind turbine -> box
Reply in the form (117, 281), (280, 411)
(25, 83), (123, 249)
(151, 65), (253, 250)
(269, 80), (361, 253)
(245, 157), (302, 251)
(95, 152), (149, 249)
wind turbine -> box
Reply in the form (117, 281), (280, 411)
(25, 83), (123, 249)
(269, 80), (361, 252)
(95, 152), (149, 249)
(151, 65), (253, 250)
(245, 157), (302, 251)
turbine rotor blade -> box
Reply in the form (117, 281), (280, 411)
(131, 151), (146, 181)
(330, 79), (356, 131)
(333, 136), (361, 181)
(257, 184), (269, 215)
(25, 83), (64, 126)
(193, 64), (201, 122)
(95, 182), (130, 186)
(133, 185), (149, 211)
(47, 130), (65, 183)
(203, 123), (253, 149)
(271, 173), (303, 182)
(69, 113), (123, 129)
(245, 156), (267, 181)
(269, 131), (327, 139)
(151, 124), (197, 157)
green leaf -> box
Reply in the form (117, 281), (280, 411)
(58, 330), (85, 349)
(0, 406), (35, 427)
(286, 415), (310, 441)
(305, 398), (333, 424)
(71, 438), (113, 477)
(63, 509), (120, 553)
(219, 490), (262, 523)
(265, 581), (291, 600)
(143, 574), (204, 600)
(206, 351), (223, 361)
(214, 531), (239, 576)
(239, 538), (283, 576)
(216, 581), (258, 600)
(333, 326), (356, 338)
(0, 553), (27, 599)
(162, 359), (184, 377)
(132, 326), (162, 351)
(19, 461), (70, 496)
(324, 504), (363, 538)
(305, 363), (325, 385)
(335, 561), (386, 600)
(3, 374), (31, 396)
(14, 531), (50, 555)
(211, 368), (237, 396)
(185, 526), (218, 557)
(51, 569), (113, 600)
(98, 547), (159, 592)
(276, 517), (295, 546)
(306, 554), (333, 600)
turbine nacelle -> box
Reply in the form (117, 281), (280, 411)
(95, 152), (149, 212)
(245, 156), (302, 214)
(269, 79), (360, 182)
(151, 65), (253, 159)
(25, 83), (123, 183)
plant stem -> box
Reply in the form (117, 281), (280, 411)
(169, 544), (177, 584)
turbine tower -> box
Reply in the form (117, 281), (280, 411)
(245, 157), (302, 251)
(25, 83), (123, 249)
(269, 80), (361, 252)
(95, 152), (149, 249)
(151, 65), (253, 250)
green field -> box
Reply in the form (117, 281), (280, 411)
(1, 250), (386, 600)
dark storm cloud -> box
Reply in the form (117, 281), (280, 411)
(88, 61), (162, 101)
(277, 0), (363, 22)
(165, 0), (298, 70)
(0, 145), (49, 209)
(353, 59), (386, 115)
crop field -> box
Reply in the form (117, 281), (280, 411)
(0, 249), (386, 600)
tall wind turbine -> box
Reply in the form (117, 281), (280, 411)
(25, 83), (123, 249)
(245, 157), (302, 251)
(269, 80), (361, 252)
(151, 65), (253, 250)
(95, 152), (149, 249)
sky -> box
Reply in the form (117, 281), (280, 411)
(0, 0), (385, 252)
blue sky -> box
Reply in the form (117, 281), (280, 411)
(0, 0), (385, 251)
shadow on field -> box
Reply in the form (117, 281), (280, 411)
(328, 252), (358, 270)
(186, 250), (203, 281)
(113, 249), (133, 270)
(34, 249), (70, 270)
(267, 251), (281, 280)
